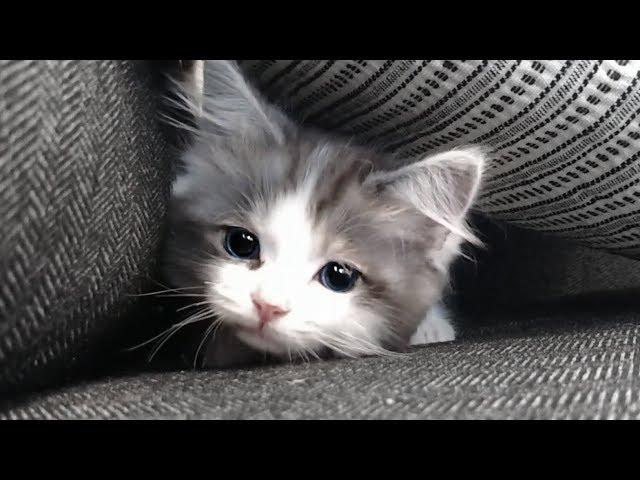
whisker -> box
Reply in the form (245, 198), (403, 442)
(312, 330), (398, 358)
(306, 347), (321, 361)
(148, 308), (216, 362)
(192, 319), (222, 369)
(152, 294), (209, 299)
(296, 348), (309, 364)
(315, 338), (355, 358)
(123, 310), (216, 353)
(176, 300), (214, 312)
(126, 286), (206, 298)
(124, 324), (186, 352)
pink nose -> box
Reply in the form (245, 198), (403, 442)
(252, 295), (289, 328)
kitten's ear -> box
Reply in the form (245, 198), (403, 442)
(178, 60), (288, 143)
(178, 60), (204, 111)
(365, 147), (485, 240)
(178, 60), (286, 144)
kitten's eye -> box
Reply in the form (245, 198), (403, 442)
(224, 227), (260, 259)
(318, 262), (360, 293)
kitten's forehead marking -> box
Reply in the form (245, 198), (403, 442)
(259, 189), (318, 270)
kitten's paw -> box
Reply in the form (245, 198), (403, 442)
(409, 304), (456, 345)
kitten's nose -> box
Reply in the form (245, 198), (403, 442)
(251, 294), (289, 328)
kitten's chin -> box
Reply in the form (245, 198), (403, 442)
(234, 326), (291, 356)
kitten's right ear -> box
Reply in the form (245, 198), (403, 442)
(365, 146), (486, 243)
(178, 60), (285, 145)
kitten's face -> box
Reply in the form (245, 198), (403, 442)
(168, 142), (449, 357)
(204, 188), (409, 357)
(164, 61), (484, 359)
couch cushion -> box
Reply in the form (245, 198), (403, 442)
(239, 60), (640, 258)
(0, 61), (173, 395)
(3, 308), (640, 419)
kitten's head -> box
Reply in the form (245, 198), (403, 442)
(165, 61), (484, 358)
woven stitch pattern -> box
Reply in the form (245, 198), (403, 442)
(0, 60), (172, 395)
(239, 60), (640, 257)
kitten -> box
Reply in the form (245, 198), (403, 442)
(163, 60), (484, 367)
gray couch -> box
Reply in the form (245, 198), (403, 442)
(1, 60), (639, 419)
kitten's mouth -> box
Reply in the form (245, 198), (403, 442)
(236, 324), (264, 335)
(234, 323), (290, 354)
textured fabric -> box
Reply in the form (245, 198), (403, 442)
(4, 59), (640, 416)
(0, 61), (173, 395)
(2, 309), (640, 419)
(239, 60), (640, 258)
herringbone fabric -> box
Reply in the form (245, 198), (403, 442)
(239, 60), (640, 258)
(0, 61), (172, 395)
(3, 309), (639, 419)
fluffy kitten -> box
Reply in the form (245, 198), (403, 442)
(163, 60), (484, 366)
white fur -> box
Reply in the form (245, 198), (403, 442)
(208, 188), (388, 358)
(409, 303), (456, 345)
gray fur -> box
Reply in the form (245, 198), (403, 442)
(163, 60), (483, 364)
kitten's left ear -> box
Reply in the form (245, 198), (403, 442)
(365, 147), (485, 240)
(182, 60), (286, 145)
(178, 60), (205, 112)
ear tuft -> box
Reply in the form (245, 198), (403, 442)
(170, 60), (286, 145)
